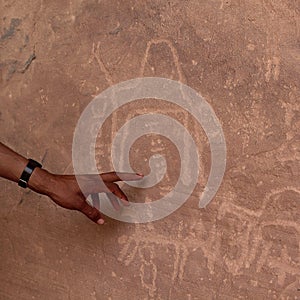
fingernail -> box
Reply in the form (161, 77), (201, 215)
(97, 219), (105, 225)
(136, 173), (144, 177)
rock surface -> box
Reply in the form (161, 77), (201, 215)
(0, 0), (299, 299)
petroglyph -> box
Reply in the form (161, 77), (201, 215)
(118, 187), (300, 294)
(262, 1), (282, 82)
(2, 1), (299, 299)
(140, 38), (186, 83)
(217, 187), (300, 280)
(138, 38), (210, 189)
(89, 41), (114, 85)
(85, 38), (299, 291)
(118, 222), (193, 280)
(138, 244), (158, 298)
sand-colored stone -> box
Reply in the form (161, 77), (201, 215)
(1, 0), (299, 299)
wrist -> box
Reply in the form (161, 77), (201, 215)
(28, 167), (56, 196)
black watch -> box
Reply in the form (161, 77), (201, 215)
(18, 159), (42, 188)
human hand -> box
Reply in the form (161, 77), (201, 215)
(29, 169), (143, 224)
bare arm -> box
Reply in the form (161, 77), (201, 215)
(0, 142), (52, 195)
(0, 142), (143, 224)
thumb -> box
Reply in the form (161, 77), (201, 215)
(78, 200), (105, 225)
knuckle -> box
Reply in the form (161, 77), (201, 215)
(86, 207), (100, 221)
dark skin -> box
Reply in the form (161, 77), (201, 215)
(0, 142), (143, 224)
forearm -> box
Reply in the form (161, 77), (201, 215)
(0, 142), (29, 183)
(0, 142), (53, 195)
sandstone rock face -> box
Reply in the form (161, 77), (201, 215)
(1, 0), (299, 299)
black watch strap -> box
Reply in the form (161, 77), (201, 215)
(18, 159), (42, 188)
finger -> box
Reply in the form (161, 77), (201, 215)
(78, 200), (104, 224)
(91, 193), (100, 211)
(106, 193), (121, 211)
(101, 172), (144, 183)
(107, 182), (130, 206)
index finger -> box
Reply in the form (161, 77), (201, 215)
(100, 172), (144, 182)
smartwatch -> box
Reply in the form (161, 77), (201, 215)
(18, 159), (42, 188)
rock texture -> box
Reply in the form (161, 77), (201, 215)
(0, 0), (299, 299)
